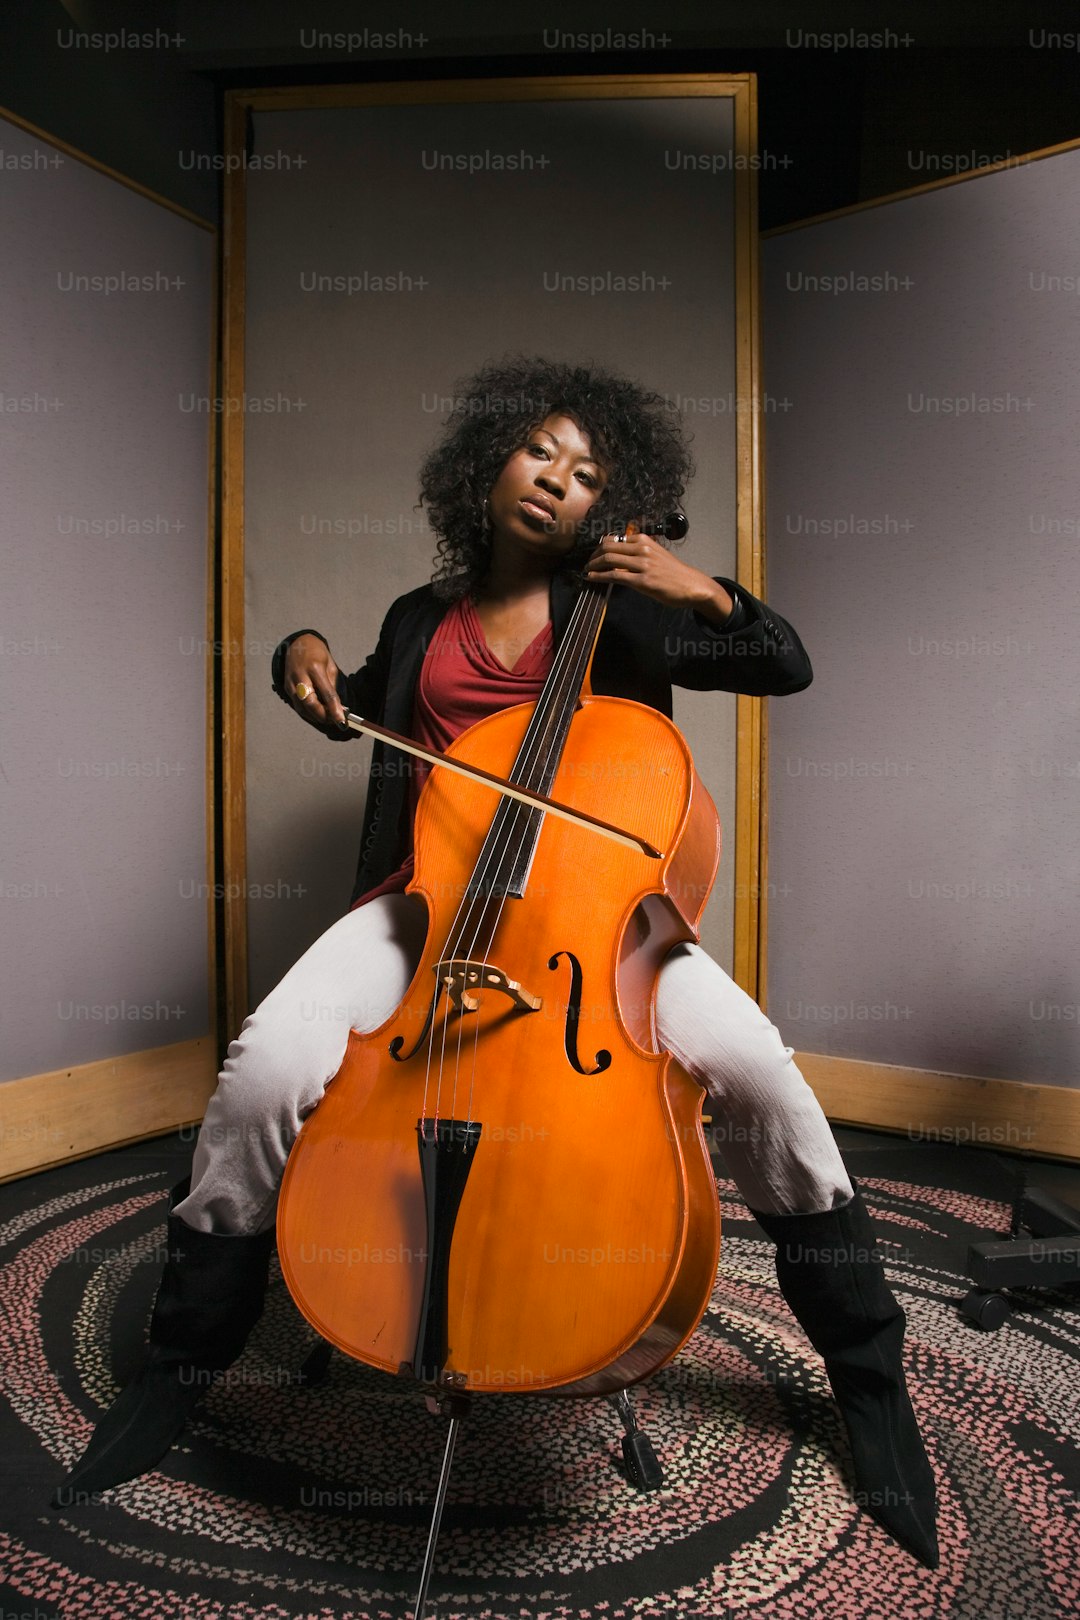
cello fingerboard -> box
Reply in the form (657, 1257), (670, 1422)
(465, 583), (606, 902)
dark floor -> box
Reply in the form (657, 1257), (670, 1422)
(832, 1124), (1080, 1209)
(9, 1122), (1079, 1218)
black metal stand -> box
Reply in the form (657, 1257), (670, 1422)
(408, 1383), (662, 1617)
(610, 1388), (664, 1490)
(960, 1184), (1080, 1330)
(297, 1341), (664, 1616)
(413, 1387), (471, 1620)
(297, 1337), (334, 1385)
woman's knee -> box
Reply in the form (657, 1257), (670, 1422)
(209, 893), (427, 1122)
(212, 1002), (350, 1134)
(655, 943), (797, 1092)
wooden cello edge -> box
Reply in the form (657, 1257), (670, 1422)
(552, 758), (724, 1397)
(549, 1056), (721, 1397)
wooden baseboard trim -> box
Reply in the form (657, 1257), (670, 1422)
(3, 1041), (1073, 1184)
(0, 1039), (219, 1183)
(798, 1050), (1080, 1164)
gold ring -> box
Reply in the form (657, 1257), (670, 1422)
(294, 682), (313, 701)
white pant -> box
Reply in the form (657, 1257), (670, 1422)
(176, 894), (853, 1234)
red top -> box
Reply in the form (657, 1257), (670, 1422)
(350, 594), (554, 908)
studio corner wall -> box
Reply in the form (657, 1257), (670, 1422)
(0, 112), (218, 1179)
(763, 143), (1080, 1160)
(236, 87), (745, 1013)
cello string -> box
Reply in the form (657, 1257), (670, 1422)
(451, 580), (610, 1128)
(432, 582), (602, 1127)
(420, 578), (603, 1130)
(418, 579), (601, 1128)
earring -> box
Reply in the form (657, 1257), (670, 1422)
(481, 497), (493, 537)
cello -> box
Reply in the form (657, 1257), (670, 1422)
(276, 518), (722, 1608)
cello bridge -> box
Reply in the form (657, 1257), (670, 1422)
(435, 958), (542, 1015)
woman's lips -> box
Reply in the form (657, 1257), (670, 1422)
(520, 497), (556, 523)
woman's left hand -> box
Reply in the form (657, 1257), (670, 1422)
(584, 531), (735, 623)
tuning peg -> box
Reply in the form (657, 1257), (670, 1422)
(658, 511), (689, 541)
(624, 512), (689, 542)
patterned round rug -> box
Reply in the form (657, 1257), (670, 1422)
(1, 1145), (1077, 1619)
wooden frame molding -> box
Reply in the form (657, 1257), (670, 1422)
(221, 73), (765, 1033)
(730, 74), (765, 1000)
(761, 132), (1080, 241)
(0, 1041), (219, 1184)
(0, 104), (214, 229)
(221, 89), (250, 1044)
(800, 1052), (1080, 1164)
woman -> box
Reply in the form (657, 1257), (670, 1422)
(57, 356), (938, 1569)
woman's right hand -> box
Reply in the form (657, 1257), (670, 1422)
(283, 634), (348, 729)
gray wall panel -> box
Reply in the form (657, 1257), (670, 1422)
(243, 95), (742, 1005)
(1, 118), (214, 1081)
(764, 149), (1080, 1088)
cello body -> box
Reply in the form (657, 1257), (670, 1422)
(277, 690), (722, 1397)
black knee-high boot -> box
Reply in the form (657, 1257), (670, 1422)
(52, 1181), (275, 1507)
(751, 1180), (939, 1568)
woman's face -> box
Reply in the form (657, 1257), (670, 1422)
(486, 412), (609, 563)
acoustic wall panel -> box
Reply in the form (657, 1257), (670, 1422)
(764, 147), (1080, 1091)
(1, 114), (215, 1089)
(239, 89), (745, 1007)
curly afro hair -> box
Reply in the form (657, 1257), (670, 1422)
(418, 355), (694, 602)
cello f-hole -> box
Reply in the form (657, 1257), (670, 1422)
(548, 949), (613, 1076)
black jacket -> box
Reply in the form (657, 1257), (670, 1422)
(271, 573), (811, 907)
